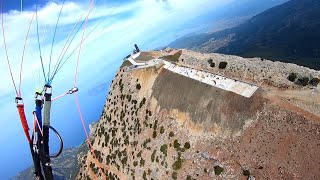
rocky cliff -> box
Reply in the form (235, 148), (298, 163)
(77, 49), (320, 179)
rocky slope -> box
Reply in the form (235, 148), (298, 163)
(76, 49), (320, 179)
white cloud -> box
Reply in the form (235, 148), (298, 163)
(0, 0), (230, 99)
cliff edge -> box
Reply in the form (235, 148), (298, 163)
(77, 49), (320, 179)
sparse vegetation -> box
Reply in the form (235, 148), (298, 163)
(143, 171), (147, 180)
(173, 139), (180, 149)
(133, 161), (138, 166)
(309, 77), (320, 86)
(160, 144), (168, 156)
(140, 158), (145, 166)
(184, 142), (190, 149)
(136, 83), (141, 90)
(151, 150), (156, 162)
(288, 73), (297, 82)
(208, 58), (215, 67)
(172, 153), (183, 170)
(172, 172), (177, 179)
(153, 131), (157, 138)
(160, 126), (165, 134)
(296, 77), (309, 86)
(139, 97), (146, 108)
(214, 166), (224, 175)
(243, 169), (250, 176)
(219, 62), (228, 69)
(169, 131), (174, 137)
(137, 151), (142, 158)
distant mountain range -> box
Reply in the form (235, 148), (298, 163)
(175, 0), (289, 35)
(168, 0), (320, 70)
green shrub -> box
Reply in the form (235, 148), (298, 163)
(218, 62), (228, 69)
(172, 154), (183, 170)
(172, 172), (177, 179)
(184, 142), (190, 149)
(207, 59), (213, 64)
(153, 131), (157, 138)
(243, 169), (250, 176)
(143, 171), (147, 180)
(160, 126), (165, 134)
(173, 139), (180, 149)
(169, 131), (174, 137)
(137, 151), (142, 157)
(139, 98), (146, 108)
(288, 73), (297, 82)
(160, 144), (168, 156)
(296, 77), (309, 86)
(133, 161), (138, 166)
(140, 158), (145, 166)
(210, 62), (215, 68)
(136, 84), (141, 90)
(309, 77), (320, 86)
(151, 150), (156, 162)
(214, 166), (224, 175)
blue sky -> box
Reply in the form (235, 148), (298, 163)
(0, 0), (229, 178)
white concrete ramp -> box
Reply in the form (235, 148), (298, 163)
(163, 61), (258, 98)
(125, 59), (163, 72)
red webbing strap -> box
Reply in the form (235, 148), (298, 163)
(17, 104), (31, 143)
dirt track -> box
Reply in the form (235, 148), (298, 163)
(263, 89), (320, 122)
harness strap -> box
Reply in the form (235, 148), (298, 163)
(16, 98), (31, 143)
(35, 92), (43, 131)
(30, 134), (44, 180)
(42, 85), (53, 180)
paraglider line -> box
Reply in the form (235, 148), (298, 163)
(1, 0), (19, 96)
(20, 12), (36, 96)
(50, 13), (85, 83)
(36, 3), (47, 83)
(73, 1), (107, 178)
(48, 0), (65, 84)
(74, 92), (106, 179)
(50, 15), (106, 82)
(33, 112), (43, 136)
(51, 4), (117, 83)
(50, 0), (106, 83)
(50, 18), (86, 84)
(74, 0), (94, 87)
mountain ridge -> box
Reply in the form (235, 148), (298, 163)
(168, 0), (320, 70)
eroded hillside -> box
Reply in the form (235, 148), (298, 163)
(77, 49), (320, 179)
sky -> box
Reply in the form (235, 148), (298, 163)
(0, 0), (230, 178)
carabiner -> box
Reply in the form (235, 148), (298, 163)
(67, 87), (78, 94)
